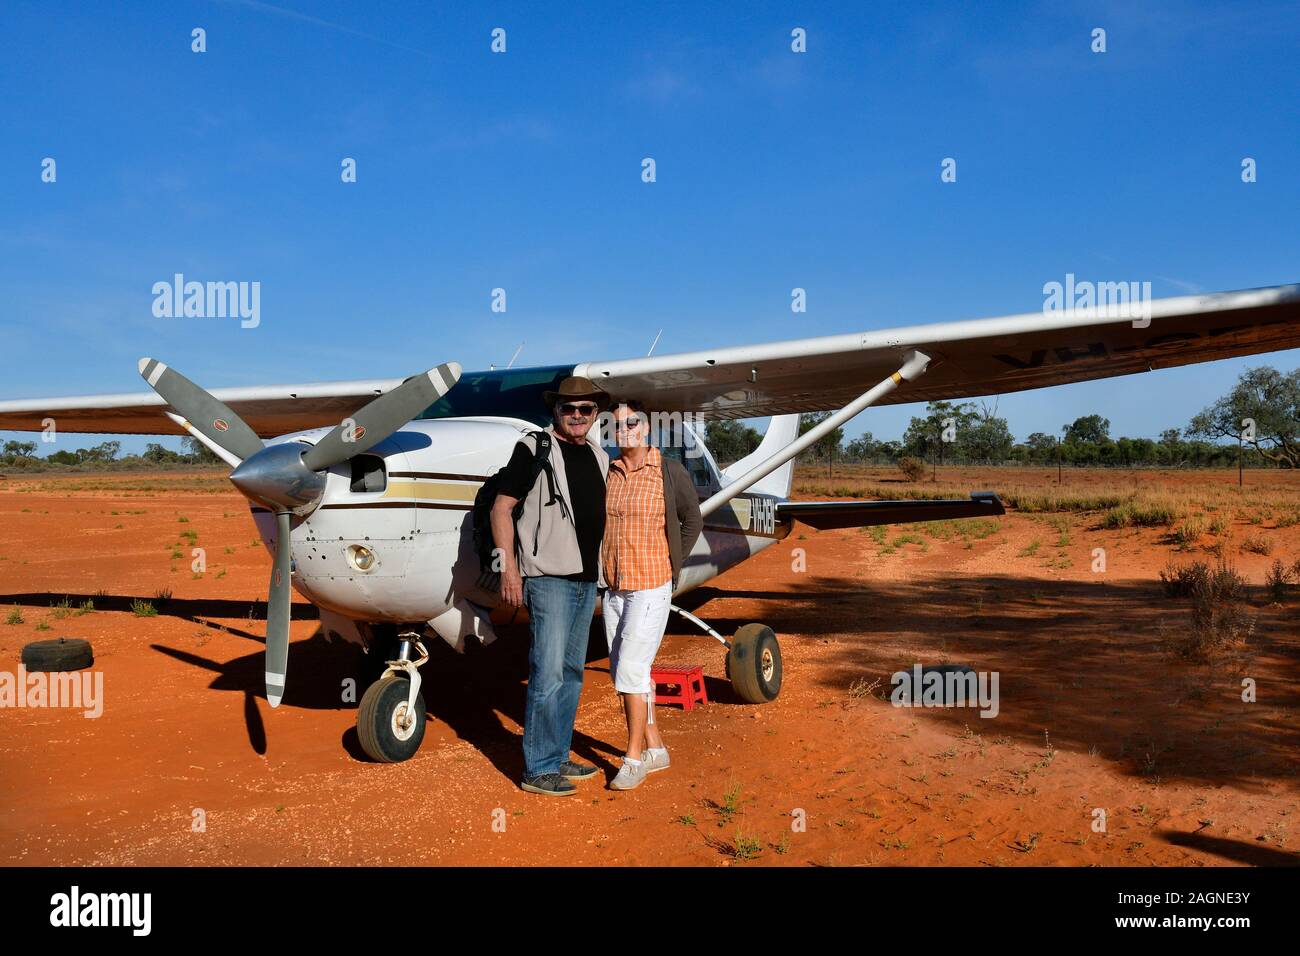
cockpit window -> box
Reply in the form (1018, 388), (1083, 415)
(349, 455), (386, 493)
(415, 365), (572, 426)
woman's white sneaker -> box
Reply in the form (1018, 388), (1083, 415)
(640, 747), (670, 773)
(610, 755), (648, 790)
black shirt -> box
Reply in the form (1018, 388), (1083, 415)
(498, 436), (606, 582)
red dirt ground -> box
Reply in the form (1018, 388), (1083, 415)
(1, 468), (1297, 866)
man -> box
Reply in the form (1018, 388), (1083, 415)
(491, 376), (610, 796)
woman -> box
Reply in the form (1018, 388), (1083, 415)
(601, 400), (703, 790)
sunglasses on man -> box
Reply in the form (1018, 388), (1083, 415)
(558, 403), (599, 417)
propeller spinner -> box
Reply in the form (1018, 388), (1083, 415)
(137, 357), (462, 707)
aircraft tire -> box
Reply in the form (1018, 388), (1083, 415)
(21, 637), (94, 672)
(357, 675), (427, 762)
(726, 624), (781, 703)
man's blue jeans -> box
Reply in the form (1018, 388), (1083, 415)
(522, 576), (596, 779)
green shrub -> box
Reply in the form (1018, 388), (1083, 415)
(131, 599), (158, 617)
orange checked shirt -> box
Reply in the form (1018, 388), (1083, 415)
(602, 445), (673, 591)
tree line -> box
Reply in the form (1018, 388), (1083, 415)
(0, 436), (221, 470)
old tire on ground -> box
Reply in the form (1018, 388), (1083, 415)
(21, 637), (94, 672)
(726, 624), (781, 703)
(357, 675), (427, 763)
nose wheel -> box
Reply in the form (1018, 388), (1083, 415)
(357, 633), (429, 762)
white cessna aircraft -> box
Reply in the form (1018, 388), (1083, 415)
(1, 283), (1297, 761)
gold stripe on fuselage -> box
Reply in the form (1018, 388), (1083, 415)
(382, 480), (479, 502)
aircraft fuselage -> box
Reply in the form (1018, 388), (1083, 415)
(248, 417), (791, 650)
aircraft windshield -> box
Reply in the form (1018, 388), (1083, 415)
(415, 365), (574, 426)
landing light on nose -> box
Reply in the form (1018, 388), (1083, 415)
(347, 544), (376, 572)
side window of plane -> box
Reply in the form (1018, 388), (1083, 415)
(349, 455), (387, 493)
(664, 441), (716, 491)
(687, 454), (714, 489)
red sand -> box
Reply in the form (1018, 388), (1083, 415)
(1, 469), (1297, 866)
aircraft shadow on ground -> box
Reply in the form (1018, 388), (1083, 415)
(149, 632), (359, 755)
(342, 629), (635, 779)
(1, 592), (318, 645)
(1156, 831), (1300, 866)
(0, 587), (703, 775)
(677, 574), (1299, 791)
(144, 620), (644, 777)
(7, 580), (1296, 794)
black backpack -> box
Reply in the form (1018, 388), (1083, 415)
(471, 430), (564, 584)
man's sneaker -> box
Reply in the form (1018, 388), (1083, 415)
(521, 773), (576, 797)
(609, 755), (649, 791)
(559, 759), (598, 781)
(640, 747), (670, 774)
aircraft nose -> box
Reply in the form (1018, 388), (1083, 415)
(229, 443), (327, 512)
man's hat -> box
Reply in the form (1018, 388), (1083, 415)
(544, 376), (611, 410)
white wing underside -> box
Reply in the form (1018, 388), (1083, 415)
(575, 285), (1300, 419)
(1, 284), (1297, 436)
(0, 378), (403, 438)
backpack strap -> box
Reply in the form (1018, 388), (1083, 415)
(522, 430), (556, 507)
(476, 431), (568, 586)
(520, 430), (572, 557)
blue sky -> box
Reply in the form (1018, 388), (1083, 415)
(2, 0), (1298, 456)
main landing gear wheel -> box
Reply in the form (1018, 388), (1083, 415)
(357, 675), (427, 763)
(726, 623), (782, 703)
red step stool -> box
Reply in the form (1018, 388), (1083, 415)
(651, 664), (708, 712)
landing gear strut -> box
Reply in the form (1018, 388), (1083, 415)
(357, 632), (428, 762)
(669, 605), (783, 704)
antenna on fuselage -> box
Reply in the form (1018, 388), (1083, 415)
(647, 329), (663, 356)
(490, 343), (525, 371)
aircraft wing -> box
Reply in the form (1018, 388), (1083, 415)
(2, 283), (1297, 436)
(0, 378), (405, 437)
(777, 492), (1005, 531)
(575, 284), (1300, 418)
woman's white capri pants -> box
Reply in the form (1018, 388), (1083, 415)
(602, 581), (673, 720)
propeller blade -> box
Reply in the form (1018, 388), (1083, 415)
(302, 362), (461, 471)
(137, 358), (265, 462)
(264, 510), (293, 708)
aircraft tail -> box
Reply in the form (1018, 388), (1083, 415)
(720, 414), (801, 499)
